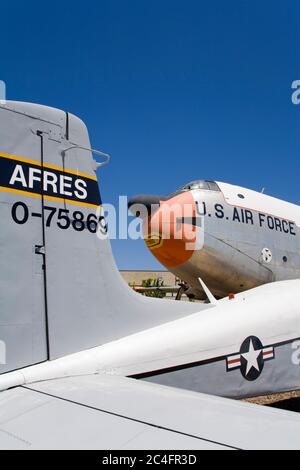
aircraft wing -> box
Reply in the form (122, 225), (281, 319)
(0, 374), (299, 450)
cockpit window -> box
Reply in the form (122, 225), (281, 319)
(207, 181), (221, 191)
(180, 180), (220, 192)
(166, 180), (221, 199)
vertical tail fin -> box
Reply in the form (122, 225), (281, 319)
(0, 101), (207, 373)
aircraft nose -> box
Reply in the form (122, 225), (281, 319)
(128, 194), (165, 217)
(142, 191), (199, 268)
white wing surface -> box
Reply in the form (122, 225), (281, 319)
(0, 375), (299, 450)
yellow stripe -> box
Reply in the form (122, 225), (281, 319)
(0, 152), (97, 181)
(0, 186), (101, 209)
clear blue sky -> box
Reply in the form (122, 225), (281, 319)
(1, 1), (299, 269)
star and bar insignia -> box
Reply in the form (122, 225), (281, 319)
(226, 336), (275, 381)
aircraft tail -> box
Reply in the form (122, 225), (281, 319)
(0, 101), (205, 373)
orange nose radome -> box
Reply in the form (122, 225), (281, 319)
(142, 191), (199, 268)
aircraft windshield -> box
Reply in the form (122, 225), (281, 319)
(180, 180), (220, 192)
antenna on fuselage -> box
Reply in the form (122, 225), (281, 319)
(198, 278), (218, 306)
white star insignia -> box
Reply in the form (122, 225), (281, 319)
(241, 339), (262, 376)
